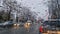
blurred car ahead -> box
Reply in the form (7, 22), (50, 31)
(39, 21), (60, 34)
(0, 21), (14, 28)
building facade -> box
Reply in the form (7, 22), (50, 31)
(48, 0), (60, 20)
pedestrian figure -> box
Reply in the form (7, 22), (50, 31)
(39, 26), (43, 34)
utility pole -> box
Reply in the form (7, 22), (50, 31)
(56, 0), (60, 20)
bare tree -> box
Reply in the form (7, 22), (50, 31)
(2, 0), (18, 20)
(0, 0), (36, 23)
(18, 6), (36, 22)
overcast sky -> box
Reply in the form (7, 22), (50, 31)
(16, 0), (49, 20)
(0, 0), (50, 20)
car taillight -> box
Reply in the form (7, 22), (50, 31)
(39, 26), (43, 33)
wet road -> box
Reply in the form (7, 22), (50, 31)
(0, 23), (40, 34)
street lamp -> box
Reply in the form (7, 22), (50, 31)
(12, 12), (17, 23)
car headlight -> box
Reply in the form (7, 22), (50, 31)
(24, 23), (31, 28)
(27, 23), (31, 25)
(14, 24), (17, 26)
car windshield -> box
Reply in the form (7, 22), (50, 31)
(43, 21), (60, 27)
(0, 21), (5, 23)
(0, 21), (12, 23)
